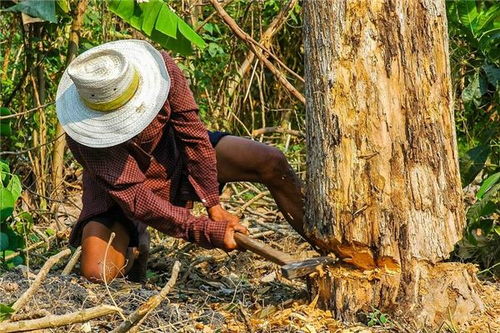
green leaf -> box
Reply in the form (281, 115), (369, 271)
(0, 107), (12, 137)
(178, 18), (207, 49)
(479, 219), (494, 235)
(140, 0), (163, 36)
(379, 314), (388, 324)
(3, 227), (24, 251)
(477, 172), (500, 199)
(0, 188), (14, 223)
(467, 183), (500, 222)
(456, 0), (479, 32)
(459, 145), (491, 187)
(5, 255), (23, 269)
(4, 0), (57, 23)
(115, 0), (136, 20)
(483, 64), (500, 86)
(0, 303), (14, 322)
(56, 0), (70, 14)
(129, 4), (144, 30)
(475, 4), (500, 35)
(108, 0), (206, 56)
(155, 4), (178, 38)
(6, 175), (22, 202)
(462, 72), (488, 105)
(0, 232), (9, 251)
(0, 161), (9, 187)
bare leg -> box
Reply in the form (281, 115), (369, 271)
(215, 136), (312, 244)
(80, 221), (132, 283)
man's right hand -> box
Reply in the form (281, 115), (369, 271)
(222, 218), (249, 251)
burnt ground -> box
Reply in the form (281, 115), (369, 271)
(1, 183), (499, 332)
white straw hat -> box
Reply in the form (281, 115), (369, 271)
(56, 39), (170, 148)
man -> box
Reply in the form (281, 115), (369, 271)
(57, 40), (307, 282)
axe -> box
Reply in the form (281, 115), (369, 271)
(234, 232), (337, 279)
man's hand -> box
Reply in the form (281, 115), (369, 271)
(208, 205), (248, 251)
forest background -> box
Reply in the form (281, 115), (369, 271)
(0, 0), (498, 294)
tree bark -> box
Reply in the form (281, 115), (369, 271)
(303, 0), (483, 327)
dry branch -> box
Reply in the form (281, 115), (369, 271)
(0, 305), (121, 332)
(226, 0), (298, 97)
(252, 127), (304, 138)
(209, 0), (305, 104)
(12, 248), (71, 313)
(61, 246), (82, 276)
(111, 261), (182, 333)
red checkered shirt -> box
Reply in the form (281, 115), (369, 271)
(67, 51), (227, 249)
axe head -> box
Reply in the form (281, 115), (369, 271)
(281, 256), (337, 280)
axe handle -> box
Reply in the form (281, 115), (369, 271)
(234, 232), (296, 266)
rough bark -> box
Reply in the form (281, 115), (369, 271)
(303, 0), (482, 327)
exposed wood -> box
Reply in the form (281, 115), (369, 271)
(0, 305), (121, 332)
(12, 249), (71, 312)
(209, 0), (305, 104)
(111, 261), (181, 333)
(303, 0), (482, 327)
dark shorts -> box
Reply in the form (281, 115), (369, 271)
(74, 131), (230, 248)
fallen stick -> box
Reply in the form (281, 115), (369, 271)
(251, 230), (275, 239)
(111, 261), (182, 333)
(249, 219), (288, 236)
(12, 248), (71, 313)
(237, 191), (270, 216)
(61, 246), (82, 276)
(0, 305), (121, 332)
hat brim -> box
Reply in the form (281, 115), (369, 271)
(56, 40), (170, 148)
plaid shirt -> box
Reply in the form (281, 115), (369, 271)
(67, 51), (227, 249)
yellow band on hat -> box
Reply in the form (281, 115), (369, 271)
(82, 71), (140, 112)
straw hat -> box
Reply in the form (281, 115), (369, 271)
(56, 39), (170, 148)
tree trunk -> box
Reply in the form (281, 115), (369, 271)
(303, 0), (483, 327)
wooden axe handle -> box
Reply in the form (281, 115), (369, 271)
(234, 232), (296, 266)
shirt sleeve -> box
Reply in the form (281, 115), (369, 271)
(67, 137), (227, 249)
(163, 52), (221, 208)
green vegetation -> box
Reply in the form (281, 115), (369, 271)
(447, 0), (499, 277)
(0, 0), (498, 278)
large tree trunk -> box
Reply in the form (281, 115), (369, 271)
(303, 0), (483, 327)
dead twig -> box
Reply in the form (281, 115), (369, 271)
(0, 102), (54, 120)
(251, 230), (275, 239)
(209, 0), (305, 104)
(252, 126), (305, 138)
(111, 261), (182, 333)
(237, 191), (270, 216)
(0, 305), (121, 332)
(249, 219), (288, 236)
(12, 249), (71, 313)
(61, 246), (82, 276)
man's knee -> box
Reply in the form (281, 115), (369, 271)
(81, 260), (122, 283)
(258, 147), (291, 185)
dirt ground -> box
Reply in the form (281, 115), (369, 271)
(1, 184), (499, 332)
